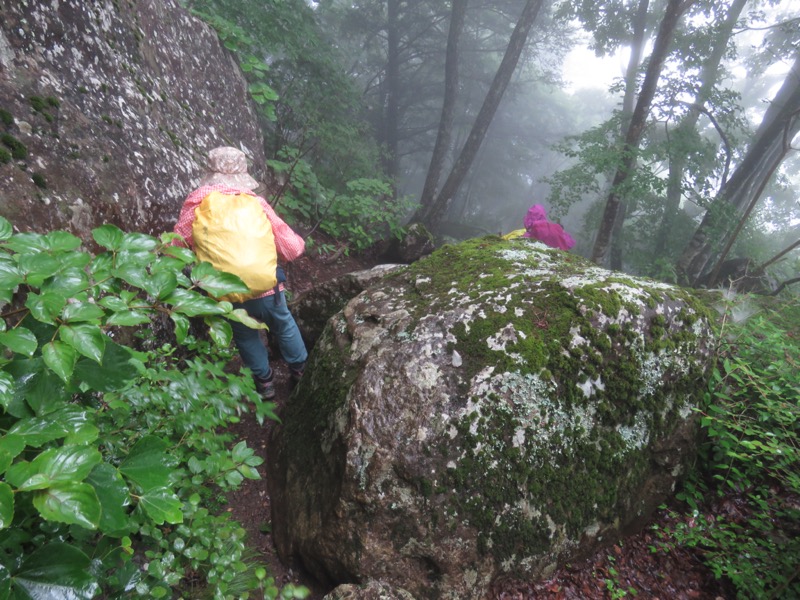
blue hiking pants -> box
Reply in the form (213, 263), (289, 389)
(229, 291), (308, 380)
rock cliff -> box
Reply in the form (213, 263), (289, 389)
(0, 0), (264, 238)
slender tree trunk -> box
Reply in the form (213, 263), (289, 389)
(654, 0), (747, 257)
(610, 0), (650, 270)
(418, 0), (468, 213)
(591, 0), (696, 266)
(413, 0), (545, 230)
(384, 0), (401, 186)
(677, 50), (800, 285)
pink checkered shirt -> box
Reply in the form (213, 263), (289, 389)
(172, 184), (305, 298)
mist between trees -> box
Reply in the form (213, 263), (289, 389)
(190, 0), (798, 292)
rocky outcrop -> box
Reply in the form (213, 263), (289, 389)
(291, 264), (405, 348)
(324, 581), (417, 600)
(268, 237), (714, 599)
(0, 0), (264, 238)
(380, 222), (436, 264)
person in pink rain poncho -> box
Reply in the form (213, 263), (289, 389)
(522, 204), (575, 250)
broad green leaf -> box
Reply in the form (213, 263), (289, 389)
(191, 262), (250, 297)
(0, 328), (37, 356)
(40, 266), (89, 296)
(0, 482), (12, 528)
(87, 463), (131, 535)
(112, 263), (148, 289)
(0, 371), (14, 412)
(238, 464), (261, 480)
(3, 232), (48, 253)
(0, 434), (25, 474)
(206, 316), (233, 347)
(229, 308), (269, 330)
(119, 436), (171, 491)
(44, 231), (82, 252)
(59, 324), (106, 364)
(61, 301), (105, 324)
(120, 232), (158, 252)
(5, 357), (68, 417)
(55, 250), (93, 270)
(98, 295), (129, 311)
(165, 288), (227, 317)
(139, 487), (183, 525)
(142, 270), (178, 300)
(170, 313), (189, 344)
(62, 411), (100, 446)
(225, 470), (244, 487)
(43, 341), (78, 383)
(104, 309), (151, 327)
(18, 252), (62, 285)
(25, 291), (67, 323)
(92, 224), (124, 251)
(0, 261), (24, 297)
(73, 341), (141, 392)
(151, 254), (190, 274)
(13, 543), (97, 599)
(90, 252), (114, 279)
(33, 482), (101, 529)
(160, 244), (196, 264)
(9, 406), (95, 450)
(5, 461), (49, 490)
(231, 441), (252, 463)
(0, 216), (11, 240)
(8, 415), (68, 447)
(31, 445), (102, 484)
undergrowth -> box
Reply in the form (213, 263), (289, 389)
(0, 218), (308, 599)
(654, 296), (800, 599)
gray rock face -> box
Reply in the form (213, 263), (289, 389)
(291, 264), (406, 348)
(324, 581), (417, 600)
(268, 237), (714, 600)
(0, 0), (264, 237)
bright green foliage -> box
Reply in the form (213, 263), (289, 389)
(188, 0), (386, 189)
(270, 148), (415, 253)
(655, 299), (800, 599)
(0, 216), (305, 598)
(186, 0), (403, 253)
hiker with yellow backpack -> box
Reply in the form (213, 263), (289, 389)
(173, 146), (307, 400)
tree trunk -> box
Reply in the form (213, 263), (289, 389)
(384, 0), (401, 186)
(610, 0), (650, 271)
(413, 0), (545, 230)
(654, 0), (747, 258)
(677, 50), (800, 286)
(418, 0), (468, 214)
(591, 0), (696, 266)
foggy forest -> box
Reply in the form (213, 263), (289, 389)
(0, 0), (798, 599)
(185, 0), (800, 293)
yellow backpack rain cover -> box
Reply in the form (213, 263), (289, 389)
(192, 191), (278, 302)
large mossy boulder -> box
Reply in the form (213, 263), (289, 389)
(268, 237), (715, 600)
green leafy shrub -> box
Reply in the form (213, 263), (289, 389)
(31, 173), (47, 189)
(0, 133), (27, 160)
(270, 148), (413, 252)
(0, 217), (307, 598)
(656, 301), (800, 599)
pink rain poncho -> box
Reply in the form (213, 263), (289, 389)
(522, 204), (575, 250)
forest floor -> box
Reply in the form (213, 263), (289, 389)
(225, 236), (733, 600)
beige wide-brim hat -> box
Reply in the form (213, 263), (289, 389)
(199, 146), (260, 190)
